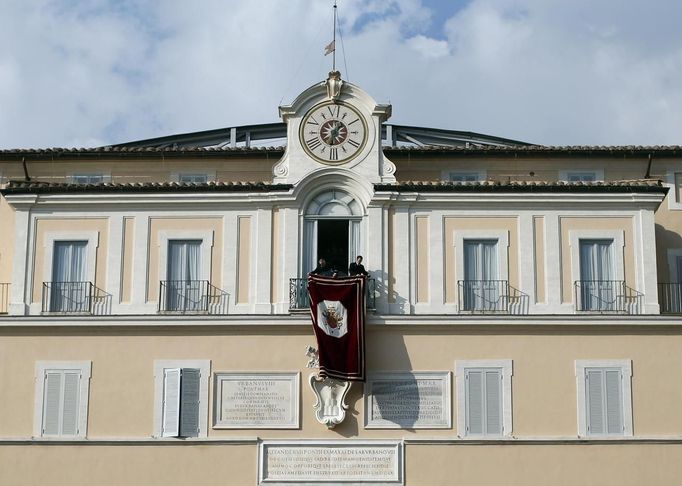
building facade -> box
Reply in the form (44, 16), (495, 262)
(1, 74), (682, 484)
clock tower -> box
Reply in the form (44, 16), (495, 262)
(273, 71), (396, 184)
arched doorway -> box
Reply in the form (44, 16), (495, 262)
(302, 189), (363, 275)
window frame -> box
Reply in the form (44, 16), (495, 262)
(442, 170), (486, 183)
(575, 359), (633, 437)
(173, 172), (215, 184)
(559, 169), (604, 183)
(157, 230), (214, 284)
(43, 231), (99, 286)
(454, 230), (509, 285)
(69, 173), (110, 184)
(33, 361), (92, 438)
(455, 359), (513, 438)
(153, 359), (211, 438)
(569, 230), (625, 285)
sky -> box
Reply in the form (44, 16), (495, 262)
(1, 0), (681, 148)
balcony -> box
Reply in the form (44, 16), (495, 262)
(158, 280), (229, 314)
(0, 283), (9, 314)
(658, 283), (682, 314)
(289, 278), (376, 311)
(574, 280), (643, 314)
(42, 282), (112, 315)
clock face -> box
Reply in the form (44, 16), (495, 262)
(299, 101), (368, 165)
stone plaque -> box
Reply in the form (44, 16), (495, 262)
(213, 372), (299, 429)
(259, 440), (403, 485)
(364, 372), (451, 429)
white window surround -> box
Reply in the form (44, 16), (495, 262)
(455, 359), (513, 438)
(569, 230), (625, 284)
(33, 361), (92, 438)
(454, 230), (509, 283)
(666, 249), (682, 282)
(559, 169), (604, 182)
(575, 359), (633, 437)
(172, 171), (216, 183)
(43, 231), (99, 285)
(153, 360), (211, 438)
(442, 170), (486, 182)
(158, 230), (214, 283)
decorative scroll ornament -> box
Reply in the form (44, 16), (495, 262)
(305, 345), (320, 369)
(309, 373), (352, 429)
(325, 71), (343, 101)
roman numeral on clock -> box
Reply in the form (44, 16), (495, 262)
(306, 138), (322, 150)
(347, 139), (360, 148)
(329, 148), (338, 161)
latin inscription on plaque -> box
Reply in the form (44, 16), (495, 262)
(213, 372), (299, 429)
(365, 372), (451, 429)
(259, 441), (403, 485)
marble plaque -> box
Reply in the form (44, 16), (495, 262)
(213, 372), (299, 429)
(259, 440), (404, 485)
(364, 372), (451, 429)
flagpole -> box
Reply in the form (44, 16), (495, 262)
(332, 0), (337, 72)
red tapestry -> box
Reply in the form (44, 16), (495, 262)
(307, 274), (366, 382)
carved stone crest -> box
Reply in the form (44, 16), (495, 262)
(309, 374), (352, 429)
(325, 70), (343, 101)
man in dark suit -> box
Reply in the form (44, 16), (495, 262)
(348, 255), (368, 276)
(311, 258), (334, 276)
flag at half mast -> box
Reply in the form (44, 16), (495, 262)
(324, 40), (335, 56)
(308, 274), (366, 381)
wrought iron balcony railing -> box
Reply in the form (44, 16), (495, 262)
(42, 281), (112, 315)
(159, 280), (229, 314)
(0, 283), (9, 314)
(658, 283), (682, 314)
(458, 280), (510, 313)
(289, 277), (376, 311)
(574, 280), (642, 314)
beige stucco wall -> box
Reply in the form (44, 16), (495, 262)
(416, 216), (429, 303)
(237, 216), (251, 305)
(444, 217), (519, 303)
(121, 217), (135, 303)
(0, 197), (15, 284)
(146, 218), (223, 302)
(559, 217), (635, 304)
(3, 325), (681, 439)
(533, 216), (546, 304)
(31, 218), (109, 304)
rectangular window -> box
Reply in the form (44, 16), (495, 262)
(578, 239), (616, 311)
(154, 360), (210, 438)
(450, 172), (480, 183)
(178, 173), (209, 183)
(50, 241), (89, 312)
(462, 240), (502, 311)
(456, 360), (512, 437)
(162, 368), (201, 437)
(165, 240), (202, 312)
(567, 172), (596, 182)
(576, 360), (632, 437)
(34, 361), (91, 438)
(70, 174), (106, 184)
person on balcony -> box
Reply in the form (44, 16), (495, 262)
(348, 255), (368, 277)
(311, 258), (335, 276)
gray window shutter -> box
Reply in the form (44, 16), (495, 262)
(162, 369), (181, 437)
(43, 371), (62, 436)
(586, 369), (605, 434)
(61, 371), (80, 436)
(179, 368), (201, 437)
(605, 370), (623, 434)
(485, 370), (502, 435)
(466, 370), (483, 435)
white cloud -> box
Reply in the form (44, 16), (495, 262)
(0, 0), (681, 148)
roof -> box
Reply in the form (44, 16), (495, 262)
(0, 181), (293, 195)
(374, 180), (669, 193)
(1, 179), (667, 195)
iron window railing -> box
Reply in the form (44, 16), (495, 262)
(289, 277), (376, 311)
(457, 280), (510, 313)
(658, 283), (682, 314)
(0, 283), (9, 314)
(158, 280), (229, 314)
(42, 281), (112, 315)
(574, 280), (643, 314)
